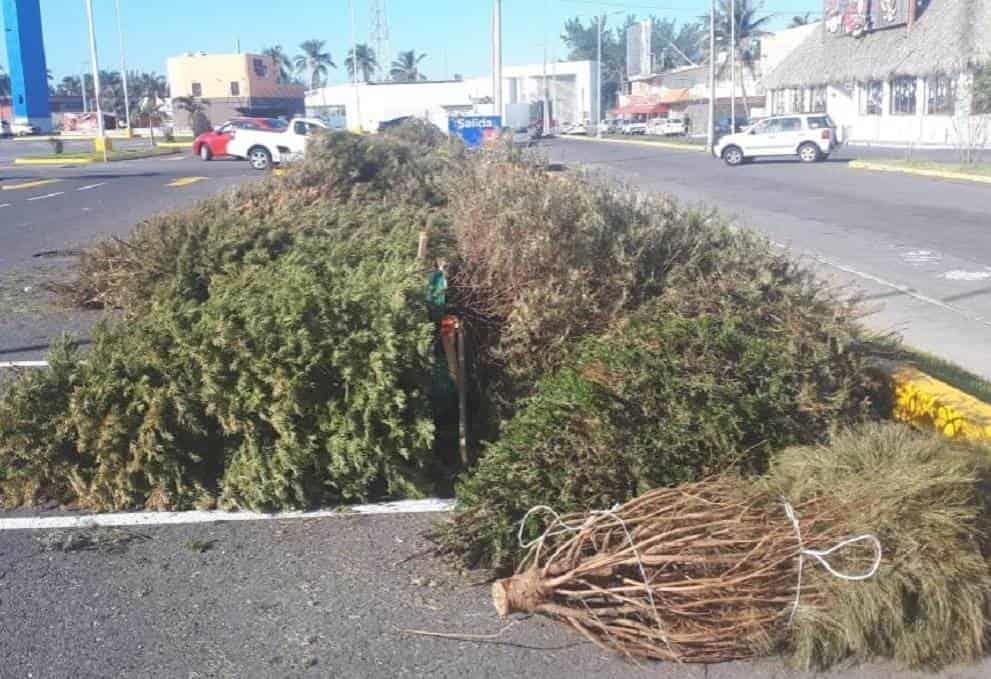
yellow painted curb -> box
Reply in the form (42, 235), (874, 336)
(14, 157), (94, 165)
(565, 135), (706, 152)
(167, 176), (207, 187)
(156, 142), (194, 149)
(891, 366), (991, 442)
(849, 160), (991, 185)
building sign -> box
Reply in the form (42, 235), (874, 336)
(625, 19), (653, 79)
(448, 115), (502, 148)
(826, 0), (912, 35)
(825, 0), (870, 35)
(869, 0), (909, 29)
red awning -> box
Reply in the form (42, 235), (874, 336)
(610, 103), (669, 116)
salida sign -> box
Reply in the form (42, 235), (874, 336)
(448, 115), (502, 148)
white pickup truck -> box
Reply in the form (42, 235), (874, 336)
(226, 117), (329, 170)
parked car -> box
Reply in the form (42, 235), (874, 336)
(714, 113), (839, 167)
(562, 121), (588, 135)
(621, 120), (647, 135)
(193, 117), (288, 161)
(714, 116), (750, 137)
(225, 117), (329, 170)
(599, 119), (620, 135)
(504, 126), (536, 147)
(647, 116), (687, 136)
(0, 120), (11, 138)
(11, 122), (40, 136)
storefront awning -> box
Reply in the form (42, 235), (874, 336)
(610, 102), (670, 116)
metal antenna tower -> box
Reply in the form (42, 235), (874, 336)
(369, 0), (390, 81)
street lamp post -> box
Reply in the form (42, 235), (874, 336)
(114, 0), (131, 131)
(348, 0), (362, 131)
(730, 0), (736, 130)
(707, 0), (716, 153)
(595, 10), (623, 139)
(83, 0), (107, 162)
(493, 0), (502, 120)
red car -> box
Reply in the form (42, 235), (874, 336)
(192, 117), (288, 161)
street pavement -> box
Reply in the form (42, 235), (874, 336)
(0, 146), (257, 364)
(2, 512), (990, 679)
(546, 137), (991, 380)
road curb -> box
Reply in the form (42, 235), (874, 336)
(889, 365), (991, 442)
(849, 160), (991, 185)
(156, 141), (193, 149)
(565, 135), (706, 153)
(14, 157), (94, 165)
(0, 498), (456, 532)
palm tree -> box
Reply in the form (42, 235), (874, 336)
(789, 12), (813, 27)
(390, 50), (427, 82)
(704, 0), (773, 118)
(345, 44), (378, 82)
(263, 45), (294, 83)
(294, 40), (336, 90)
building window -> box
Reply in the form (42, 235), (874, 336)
(771, 90), (786, 114)
(230, 81), (240, 96)
(790, 88), (805, 113)
(890, 76), (917, 115)
(253, 58), (268, 78)
(191, 82), (202, 97)
(860, 81), (882, 115)
(811, 86), (827, 113)
(925, 75), (955, 115)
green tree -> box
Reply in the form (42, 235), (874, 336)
(789, 12), (814, 27)
(262, 45), (294, 83)
(561, 15), (635, 116)
(972, 66), (991, 115)
(652, 18), (704, 71)
(703, 0), (773, 117)
(346, 43), (379, 82)
(390, 50), (427, 82)
(173, 95), (211, 136)
(294, 39), (336, 89)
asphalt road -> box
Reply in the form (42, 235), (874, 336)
(0, 147), (257, 364)
(2, 512), (989, 679)
(547, 138), (991, 380)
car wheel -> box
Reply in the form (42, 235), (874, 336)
(248, 146), (272, 171)
(722, 145), (745, 167)
(199, 145), (213, 161)
(798, 142), (821, 163)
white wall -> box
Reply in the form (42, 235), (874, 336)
(768, 74), (991, 148)
(305, 61), (597, 131)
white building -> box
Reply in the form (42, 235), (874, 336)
(305, 60), (598, 132)
(764, 0), (991, 148)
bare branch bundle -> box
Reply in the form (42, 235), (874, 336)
(493, 478), (881, 663)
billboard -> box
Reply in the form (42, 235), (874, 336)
(448, 115), (502, 148)
(825, 0), (909, 35)
(625, 19), (653, 79)
(869, 0), (910, 30)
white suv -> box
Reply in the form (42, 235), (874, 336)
(714, 114), (838, 166)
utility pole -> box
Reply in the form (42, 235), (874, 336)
(730, 0), (736, 130)
(349, 0), (362, 131)
(707, 0), (716, 153)
(84, 0), (107, 162)
(114, 0), (131, 131)
(596, 14), (603, 138)
(493, 0), (503, 120)
(369, 0), (391, 82)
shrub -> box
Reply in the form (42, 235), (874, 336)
(438, 273), (882, 570)
(765, 423), (991, 670)
(0, 211), (438, 511)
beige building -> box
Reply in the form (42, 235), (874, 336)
(166, 52), (305, 130)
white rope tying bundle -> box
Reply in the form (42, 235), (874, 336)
(518, 505), (672, 650)
(783, 501), (883, 624)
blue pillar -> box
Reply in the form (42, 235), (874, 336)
(2, 0), (51, 132)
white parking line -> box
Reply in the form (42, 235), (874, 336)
(0, 361), (50, 369)
(76, 182), (107, 191)
(26, 191), (65, 202)
(0, 203), (10, 209)
(0, 498), (457, 531)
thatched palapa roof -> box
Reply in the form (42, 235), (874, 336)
(764, 0), (991, 89)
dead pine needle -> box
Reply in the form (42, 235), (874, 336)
(393, 616), (530, 642)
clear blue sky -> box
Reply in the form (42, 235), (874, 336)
(3, 0), (822, 85)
